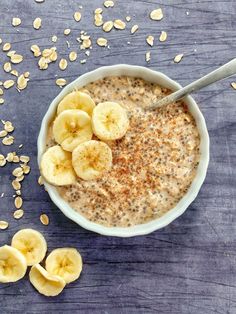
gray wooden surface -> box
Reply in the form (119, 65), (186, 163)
(0, 0), (236, 313)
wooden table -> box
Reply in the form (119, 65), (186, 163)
(1, 1), (236, 313)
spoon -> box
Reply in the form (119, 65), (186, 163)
(149, 58), (236, 110)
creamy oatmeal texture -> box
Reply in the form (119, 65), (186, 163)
(47, 76), (200, 227)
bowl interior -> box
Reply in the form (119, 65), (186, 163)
(37, 65), (209, 237)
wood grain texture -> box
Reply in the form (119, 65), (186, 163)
(0, 0), (236, 313)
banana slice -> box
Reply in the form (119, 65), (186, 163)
(29, 264), (66, 297)
(57, 91), (95, 116)
(0, 245), (27, 283)
(11, 229), (47, 266)
(45, 248), (82, 284)
(92, 101), (129, 141)
(40, 145), (76, 186)
(72, 140), (112, 180)
(53, 109), (93, 152)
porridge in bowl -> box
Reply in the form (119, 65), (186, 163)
(42, 76), (200, 227)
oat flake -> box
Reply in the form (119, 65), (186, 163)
(3, 80), (14, 89)
(131, 24), (139, 34)
(174, 54), (184, 63)
(69, 51), (77, 62)
(74, 11), (81, 22)
(11, 54), (23, 64)
(2, 136), (14, 145)
(146, 35), (154, 46)
(150, 8), (163, 21)
(231, 82), (236, 90)
(97, 37), (108, 47)
(159, 31), (167, 42)
(103, 21), (113, 32)
(14, 196), (23, 209)
(0, 221), (8, 230)
(33, 17), (42, 29)
(114, 19), (126, 30)
(12, 17), (21, 27)
(3, 43), (11, 51)
(40, 214), (49, 225)
(13, 209), (24, 219)
(104, 0), (114, 8)
(56, 78), (67, 87)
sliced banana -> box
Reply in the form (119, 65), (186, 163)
(11, 229), (47, 266)
(45, 248), (82, 284)
(92, 101), (129, 141)
(0, 245), (27, 283)
(53, 109), (93, 152)
(40, 145), (76, 186)
(29, 264), (66, 297)
(57, 91), (95, 116)
(72, 140), (112, 180)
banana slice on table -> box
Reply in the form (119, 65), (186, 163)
(0, 245), (27, 283)
(45, 248), (82, 284)
(57, 91), (95, 116)
(11, 229), (47, 266)
(40, 145), (76, 186)
(29, 264), (66, 297)
(53, 109), (93, 152)
(72, 140), (112, 180)
(92, 101), (129, 141)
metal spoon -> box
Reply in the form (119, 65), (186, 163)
(149, 58), (236, 110)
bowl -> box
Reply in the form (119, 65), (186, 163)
(37, 64), (209, 237)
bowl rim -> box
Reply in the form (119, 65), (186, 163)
(37, 64), (210, 237)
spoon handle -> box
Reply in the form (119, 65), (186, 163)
(149, 58), (236, 109)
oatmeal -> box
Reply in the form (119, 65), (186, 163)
(46, 76), (200, 227)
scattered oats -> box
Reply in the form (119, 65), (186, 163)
(21, 164), (31, 174)
(159, 31), (167, 42)
(13, 209), (24, 219)
(59, 58), (68, 70)
(126, 16), (131, 22)
(0, 154), (6, 167)
(51, 35), (57, 43)
(42, 48), (52, 57)
(0, 98), (4, 105)
(146, 35), (154, 46)
(80, 35), (92, 49)
(38, 175), (44, 185)
(14, 196), (23, 209)
(10, 54), (23, 64)
(64, 28), (71, 35)
(150, 8), (163, 21)
(94, 8), (103, 14)
(231, 82), (236, 90)
(69, 51), (77, 61)
(3, 43), (11, 51)
(38, 57), (48, 70)
(12, 17), (21, 27)
(4, 121), (14, 132)
(20, 155), (30, 163)
(12, 179), (21, 190)
(33, 17), (42, 29)
(146, 51), (151, 62)
(104, 0), (114, 8)
(3, 62), (12, 73)
(174, 53), (184, 63)
(97, 37), (108, 47)
(13, 167), (24, 177)
(0, 88), (3, 95)
(0, 130), (7, 137)
(3, 80), (14, 89)
(56, 78), (67, 87)
(0, 221), (8, 230)
(17, 74), (28, 90)
(31, 44), (41, 57)
(10, 69), (19, 76)
(24, 71), (30, 78)
(103, 21), (113, 32)
(74, 11), (81, 22)
(7, 50), (16, 57)
(80, 59), (86, 64)
(131, 24), (139, 34)
(16, 174), (24, 182)
(94, 13), (103, 27)
(114, 19), (126, 30)
(6, 152), (14, 162)
(50, 50), (57, 61)
(40, 213), (49, 225)
(13, 155), (19, 163)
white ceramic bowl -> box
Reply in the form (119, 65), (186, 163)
(37, 65), (209, 237)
